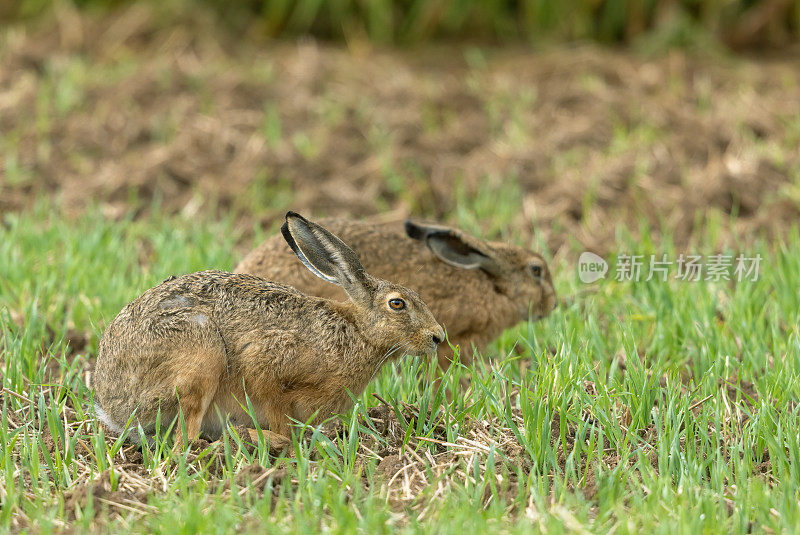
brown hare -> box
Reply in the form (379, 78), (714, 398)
(93, 212), (444, 447)
(236, 219), (557, 370)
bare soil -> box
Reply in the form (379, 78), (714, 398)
(1, 5), (799, 254)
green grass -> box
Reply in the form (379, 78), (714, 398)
(1, 203), (799, 532)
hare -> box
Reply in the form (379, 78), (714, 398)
(236, 219), (557, 369)
(93, 212), (444, 447)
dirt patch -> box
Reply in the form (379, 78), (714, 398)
(63, 469), (154, 522)
(208, 462), (289, 503)
(2, 6), (799, 254)
(720, 374), (759, 406)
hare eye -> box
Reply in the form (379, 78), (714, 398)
(388, 298), (406, 310)
(529, 264), (543, 278)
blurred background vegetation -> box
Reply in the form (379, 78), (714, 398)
(3, 0), (799, 49)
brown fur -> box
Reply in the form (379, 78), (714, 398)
(236, 219), (557, 368)
(93, 214), (444, 446)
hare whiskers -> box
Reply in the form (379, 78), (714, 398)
(378, 340), (413, 371)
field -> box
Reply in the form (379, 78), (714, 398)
(2, 4), (800, 533)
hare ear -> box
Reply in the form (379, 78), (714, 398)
(282, 212), (374, 300)
(405, 220), (501, 276)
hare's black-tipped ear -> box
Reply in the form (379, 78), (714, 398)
(404, 220), (430, 241)
(405, 220), (501, 276)
(282, 212), (374, 300)
(282, 213), (338, 284)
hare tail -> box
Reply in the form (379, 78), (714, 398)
(95, 403), (142, 444)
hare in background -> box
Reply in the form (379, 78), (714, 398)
(236, 219), (557, 370)
(93, 212), (444, 447)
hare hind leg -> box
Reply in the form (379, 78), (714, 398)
(245, 428), (292, 453)
(171, 344), (227, 447)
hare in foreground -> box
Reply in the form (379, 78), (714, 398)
(93, 212), (444, 446)
(236, 219), (557, 369)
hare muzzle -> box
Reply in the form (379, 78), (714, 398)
(431, 328), (445, 349)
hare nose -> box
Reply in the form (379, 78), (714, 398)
(432, 329), (445, 345)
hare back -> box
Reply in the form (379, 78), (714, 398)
(237, 220), (491, 301)
(236, 222), (519, 343)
